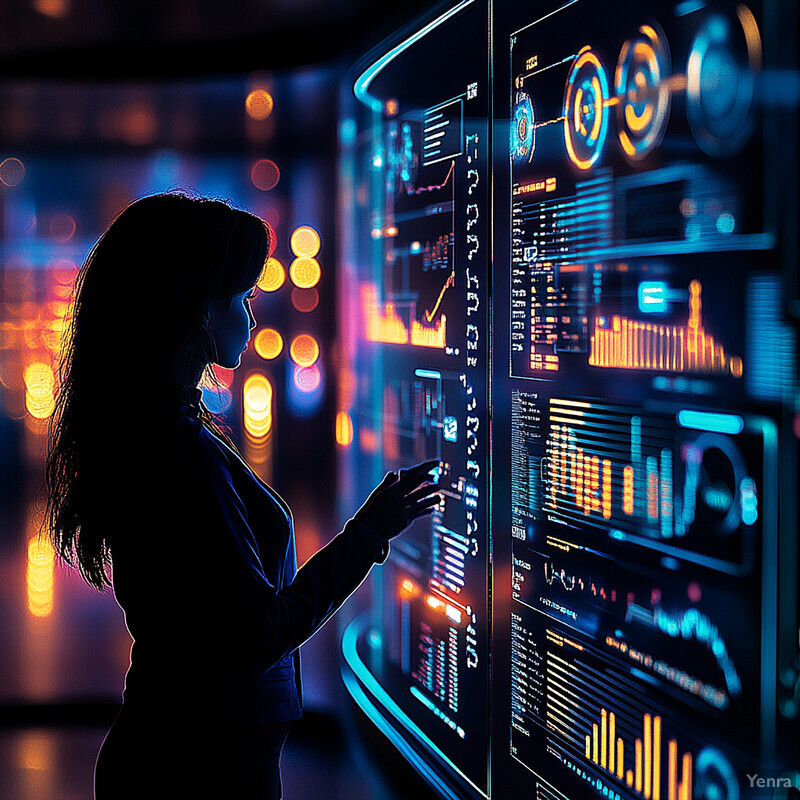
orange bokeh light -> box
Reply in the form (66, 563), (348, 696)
(289, 334), (319, 367)
(245, 89), (274, 121)
(254, 328), (284, 360)
(258, 257), (285, 292)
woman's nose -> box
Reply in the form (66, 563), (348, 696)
(248, 306), (257, 330)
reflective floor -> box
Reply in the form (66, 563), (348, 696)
(0, 707), (441, 800)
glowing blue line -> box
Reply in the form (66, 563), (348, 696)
(353, 1), (476, 112)
(674, 0), (706, 16)
(677, 409), (744, 434)
(415, 368), (442, 379)
(425, 120), (451, 132)
(341, 613), (486, 797)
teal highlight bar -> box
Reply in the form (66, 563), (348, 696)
(415, 368), (443, 379)
(677, 409), (744, 434)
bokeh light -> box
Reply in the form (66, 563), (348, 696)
(245, 89), (274, 121)
(289, 333), (320, 367)
(258, 257), (285, 292)
(0, 157), (26, 187)
(24, 362), (56, 420)
(291, 288), (319, 313)
(290, 226), (321, 258)
(335, 411), (354, 447)
(243, 372), (273, 437)
(254, 328), (284, 360)
(27, 534), (55, 619)
(289, 257), (321, 289)
(293, 363), (321, 393)
(251, 159), (280, 191)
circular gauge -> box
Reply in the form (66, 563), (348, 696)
(563, 46), (611, 170)
(615, 22), (672, 161)
(694, 747), (739, 800)
(512, 90), (535, 163)
(686, 8), (761, 158)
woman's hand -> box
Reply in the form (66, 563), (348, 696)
(354, 460), (442, 540)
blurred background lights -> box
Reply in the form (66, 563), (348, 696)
(245, 89), (274, 121)
(254, 327), (284, 360)
(289, 333), (319, 367)
(251, 158), (280, 191)
(290, 225), (321, 257)
(291, 287), (319, 313)
(335, 410), (353, 447)
(289, 256), (321, 289)
(0, 157), (26, 187)
(24, 362), (56, 420)
(27, 534), (55, 619)
(258, 257), (285, 292)
(243, 372), (273, 438)
(293, 363), (321, 393)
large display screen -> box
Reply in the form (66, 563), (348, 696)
(337, 2), (799, 799)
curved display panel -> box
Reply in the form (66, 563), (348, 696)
(337, 2), (799, 799)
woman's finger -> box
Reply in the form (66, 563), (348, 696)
(403, 482), (440, 504)
(406, 496), (442, 520)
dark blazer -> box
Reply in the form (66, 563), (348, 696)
(107, 391), (389, 726)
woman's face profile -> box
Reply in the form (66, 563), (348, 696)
(207, 288), (258, 370)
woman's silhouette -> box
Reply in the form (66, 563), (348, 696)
(44, 191), (441, 799)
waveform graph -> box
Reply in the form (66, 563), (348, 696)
(615, 22), (672, 162)
(563, 47), (611, 170)
(361, 283), (447, 349)
(589, 281), (743, 378)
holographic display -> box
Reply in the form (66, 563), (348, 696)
(338, 2), (799, 799)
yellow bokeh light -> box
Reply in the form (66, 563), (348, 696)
(243, 372), (273, 438)
(27, 535), (55, 619)
(245, 89), (274, 121)
(335, 411), (353, 447)
(258, 257), (285, 292)
(254, 328), (284, 360)
(290, 226), (321, 258)
(24, 362), (56, 420)
(289, 334), (319, 367)
(289, 257), (321, 289)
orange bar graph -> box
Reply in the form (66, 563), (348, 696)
(669, 740), (678, 800)
(644, 714), (652, 799)
(636, 738), (643, 793)
(589, 281), (742, 377)
(586, 709), (691, 800)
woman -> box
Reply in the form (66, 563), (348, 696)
(44, 191), (440, 799)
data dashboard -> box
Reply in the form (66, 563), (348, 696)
(337, 2), (799, 799)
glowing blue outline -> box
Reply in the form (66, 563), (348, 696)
(353, 1), (476, 112)
(341, 612), (487, 799)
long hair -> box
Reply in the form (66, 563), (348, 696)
(45, 191), (271, 590)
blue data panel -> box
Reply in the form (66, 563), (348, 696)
(339, 2), (799, 799)
(338, 3), (491, 798)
